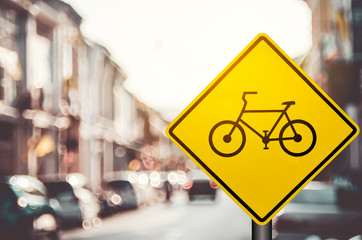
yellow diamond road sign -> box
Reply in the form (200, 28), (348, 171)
(166, 33), (359, 225)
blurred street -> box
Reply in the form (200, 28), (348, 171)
(1, 0), (362, 239)
(59, 191), (251, 240)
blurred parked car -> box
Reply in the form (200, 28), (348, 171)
(43, 181), (83, 228)
(43, 175), (102, 229)
(100, 171), (172, 215)
(273, 181), (362, 240)
(0, 175), (58, 240)
(350, 236), (362, 240)
(102, 180), (138, 213)
(185, 170), (218, 201)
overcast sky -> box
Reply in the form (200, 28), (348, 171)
(63, 0), (312, 121)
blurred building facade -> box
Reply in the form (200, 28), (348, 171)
(304, 0), (362, 177)
(9, 0), (362, 190)
(0, 0), (180, 191)
(0, 0), (26, 176)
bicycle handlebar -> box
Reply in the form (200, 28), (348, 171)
(243, 91), (257, 95)
(242, 91), (257, 102)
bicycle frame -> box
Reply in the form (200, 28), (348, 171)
(228, 92), (297, 145)
(209, 91), (316, 157)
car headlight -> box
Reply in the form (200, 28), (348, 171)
(33, 214), (57, 231)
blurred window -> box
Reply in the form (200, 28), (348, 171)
(19, 187), (45, 197)
(0, 7), (20, 105)
(291, 188), (338, 205)
(0, 123), (13, 175)
(10, 177), (47, 198)
(45, 182), (77, 202)
(0, 8), (17, 51)
(36, 21), (52, 40)
(30, 21), (52, 110)
(0, 184), (16, 207)
(52, 190), (75, 202)
(108, 181), (133, 191)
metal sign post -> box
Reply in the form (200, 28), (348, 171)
(252, 220), (272, 240)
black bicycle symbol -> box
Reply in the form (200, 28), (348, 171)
(209, 92), (317, 157)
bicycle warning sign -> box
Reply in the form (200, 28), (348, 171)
(166, 33), (359, 225)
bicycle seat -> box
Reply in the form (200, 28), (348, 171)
(281, 101), (295, 106)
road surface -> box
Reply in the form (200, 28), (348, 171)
(60, 190), (251, 240)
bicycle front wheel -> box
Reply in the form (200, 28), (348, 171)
(209, 120), (246, 157)
(279, 120), (316, 157)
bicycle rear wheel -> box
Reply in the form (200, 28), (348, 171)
(209, 120), (246, 157)
(279, 120), (316, 157)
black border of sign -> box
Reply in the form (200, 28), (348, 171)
(168, 35), (358, 223)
